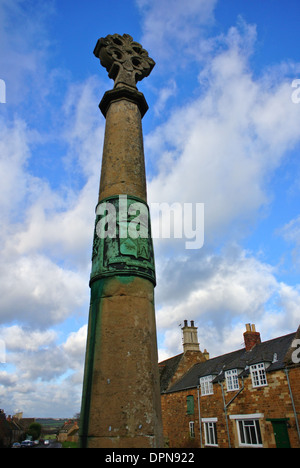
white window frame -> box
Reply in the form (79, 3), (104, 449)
(225, 369), (239, 391)
(202, 418), (218, 447)
(189, 421), (195, 438)
(200, 375), (214, 395)
(250, 362), (268, 387)
(230, 414), (264, 448)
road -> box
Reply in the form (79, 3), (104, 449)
(33, 440), (62, 448)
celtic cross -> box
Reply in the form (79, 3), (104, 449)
(94, 33), (155, 89)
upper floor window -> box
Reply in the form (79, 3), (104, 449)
(250, 363), (268, 387)
(200, 375), (213, 396)
(225, 369), (239, 391)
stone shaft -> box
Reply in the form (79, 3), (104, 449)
(99, 96), (147, 201)
(79, 83), (163, 447)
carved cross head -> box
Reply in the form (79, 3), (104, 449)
(94, 34), (155, 89)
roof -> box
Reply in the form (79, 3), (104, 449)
(164, 331), (297, 394)
(159, 353), (183, 392)
(0, 412), (12, 440)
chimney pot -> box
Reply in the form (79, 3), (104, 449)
(181, 320), (200, 353)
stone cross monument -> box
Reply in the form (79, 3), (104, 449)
(79, 34), (163, 448)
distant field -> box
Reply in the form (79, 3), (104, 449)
(36, 418), (70, 432)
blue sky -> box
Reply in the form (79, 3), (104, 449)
(0, 0), (300, 418)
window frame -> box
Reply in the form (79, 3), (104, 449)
(225, 368), (239, 391)
(230, 414), (264, 448)
(250, 362), (268, 388)
(200, 375), (214, 396)
(203, 418), (218, 447)
(189, 421), (195, 438)
(237, 419), (263, 447)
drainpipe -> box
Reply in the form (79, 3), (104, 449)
(219, 376), (245, 448)
(219, 382), (231, 448)
(284, 368), (300, 442)
(197, 386), (203, 448)
(225, 376), (245, 408)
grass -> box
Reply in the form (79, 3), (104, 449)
(62, 441), (78, 448)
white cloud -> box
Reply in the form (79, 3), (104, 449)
(147, 22), (300, 250)
(0, 324), (87, 417)
(63, 325), (87, 363)
(156, 246), (277, 328)
(62, 76), (106, 179)
(153, 79), (177, 116)
(0, 253), (87, 327)
(0, 77), (105, 328)
(143, 19), (300, 361)
(1, 325), (57, 352)
(278, 215), (300, 268)
(0, 50), (100, 413)
(0, 371), (18, 388)
(155, 244), (300, 359)
(0, 118), (31, 217)
(137, 0), (217, 64)
(0, 0), (56, 105)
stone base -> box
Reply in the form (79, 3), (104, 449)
(79, 276), (163, 448)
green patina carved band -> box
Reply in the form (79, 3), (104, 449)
(90, 195), (156, 286)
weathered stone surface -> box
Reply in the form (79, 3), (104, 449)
(98, 98), (147, 201)
(84, 276), (162, 448)
(99, 85), (149, 118)
(79, 34), (163, 448)
(94, 33), (155, 89)
(90, 195), (156, 286)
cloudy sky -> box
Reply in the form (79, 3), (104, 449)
(0, 0), (300, 418)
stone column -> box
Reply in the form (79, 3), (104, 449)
(79, 34), (163, 448)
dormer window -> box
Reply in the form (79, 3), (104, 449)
(250, 363), (268, 387)
(225, 369), (239, 391)
(200, 375), (214, 396)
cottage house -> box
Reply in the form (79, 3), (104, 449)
(160, 322), (300, 448)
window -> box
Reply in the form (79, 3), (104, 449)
(250, 363), (268, 387)
(203, 419), (218, 446)
(225, 369), (239, 391)
(186, 395), (194, 414)
(189, 421), (195, 438)
(200, 375), (213, 395)
(237, 419), (263, 447)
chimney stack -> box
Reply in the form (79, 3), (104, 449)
(243, 323), (261, 351)
(182, 320), (200, 353)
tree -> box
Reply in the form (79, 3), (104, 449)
(27, 422), (42, 440)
